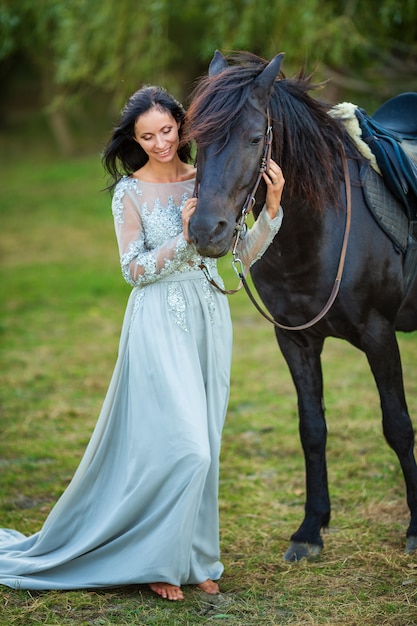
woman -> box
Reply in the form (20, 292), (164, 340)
(0, 85), (284, 601)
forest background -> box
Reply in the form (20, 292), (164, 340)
(1, 0), (417, 159)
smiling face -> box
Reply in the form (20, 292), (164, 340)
(133, 106), (180, 165)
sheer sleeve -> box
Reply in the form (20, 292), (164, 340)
(235, 205), (283, 268)
(112, 182), (196, 287)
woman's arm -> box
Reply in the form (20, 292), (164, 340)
(234, 159), (284, 267)
(112, 184), (196, 287)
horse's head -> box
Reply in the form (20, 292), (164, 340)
(184, 51), (284, 257)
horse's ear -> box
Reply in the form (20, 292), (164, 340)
(209, 50), (229, 77)
(250, 52), (285, 108)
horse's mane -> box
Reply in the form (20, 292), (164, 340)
(184, 52), (277, 150)
(184, 51), (353, 212)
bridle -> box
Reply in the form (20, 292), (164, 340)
(194, 109), (273, 293)
(194, 109), (352, 332)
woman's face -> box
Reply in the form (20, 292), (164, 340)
(133, 107), (180, 165)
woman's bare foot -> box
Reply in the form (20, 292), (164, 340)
(197, 579), (220, 594)
(149, 582), (184, 601)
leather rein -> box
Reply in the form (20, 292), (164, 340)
(195, 109), (352, 332)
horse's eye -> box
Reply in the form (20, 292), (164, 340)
(250, 136), (263, 146)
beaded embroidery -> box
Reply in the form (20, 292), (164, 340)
(112, 177), (141, 224)
(167, 283), (188, 331)
(112, 177), (282, 331)
(130, 289), (145, 331)
(113, 177), (219, 330)
(201, 277), (217, 325)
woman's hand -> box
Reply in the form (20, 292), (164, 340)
(182, 197), (197, 243)
(263, 159), (285, 219)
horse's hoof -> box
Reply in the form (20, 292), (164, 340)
(405, 536), (417, 554)
(283, 541), (322, 562)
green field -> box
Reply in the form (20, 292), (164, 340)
(1, 154), (417, 624)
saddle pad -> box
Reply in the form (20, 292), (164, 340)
(363, 164), (408, 253)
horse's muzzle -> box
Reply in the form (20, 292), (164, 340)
(188, 215), (233, 258)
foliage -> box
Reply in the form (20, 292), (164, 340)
(1, 150), (417, 624)
(0, 0), (416, 156)
(1, 0), (416, 107)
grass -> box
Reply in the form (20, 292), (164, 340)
(1, 151), (417, 624)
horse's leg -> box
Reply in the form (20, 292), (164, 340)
(276, 331), (329, 561)
(363, 323), (417, 552)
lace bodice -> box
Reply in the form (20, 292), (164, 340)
(112, 176), (283, 288)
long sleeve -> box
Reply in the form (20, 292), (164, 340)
(112, 178), (197, 288)
(234, 204), (283, 268)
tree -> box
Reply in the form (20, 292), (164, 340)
(1, 0), (416, 154)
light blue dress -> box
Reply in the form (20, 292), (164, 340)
(0, 177), (283, 590)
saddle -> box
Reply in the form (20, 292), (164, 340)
(355, 92), (417, 221)
(329, 94), (417, 298)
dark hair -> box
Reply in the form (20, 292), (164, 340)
(102, 85), (192, 190)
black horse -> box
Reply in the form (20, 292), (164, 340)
(184, 51), (417, 560)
